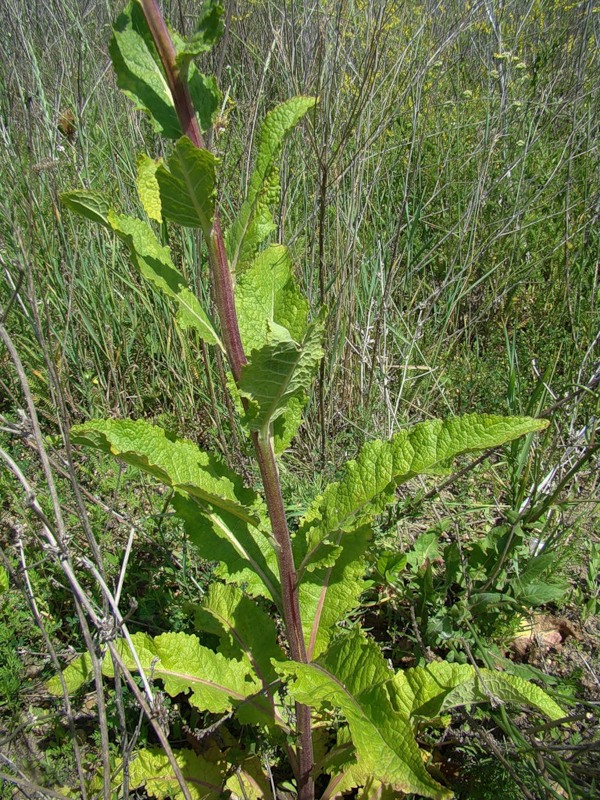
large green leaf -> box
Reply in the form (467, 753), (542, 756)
(240, 313), (324, 437)
(61, 191), (220, 346)
(136, 152), (162, 222)
(300, 414), (549, 557)
(105, 631), (260, 714)
(156, 137), (217, 234)
(173, 493), (280, 605)
(194, 583), (284, 687)
(47, 652), (93, 696)
(235, 244), (309, 354)
(277, 631), (450, 799)
(298, 527), (371, 660)
(391, 661), (564, 721)
(109, 2), (219, 137)
(175, 0), (224, 70)
(226, 96), (316, 272)
(126, 748), (227, 800)
(71, 418), (257, 524)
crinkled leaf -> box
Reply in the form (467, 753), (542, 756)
(194, 583), (284, 687)
(127, 747), (227, 799)
(60, 190), (110, 226)
(136, 153), (162, 222)
(391, 660), (564, 721)
(156, 137), (217, 233)
(71, 418), (257, 523)
(105, 631), (260, 714)
(277, 631), (450, 799)
(226, 97), (316, 272)
(47, 652), (93, 696)
(240, 312), (324, 435)
(235, 244), (309, 353)
(299, 527), (371, 660)
(301, 415), (549, 555)
(173, 493), (280, 605)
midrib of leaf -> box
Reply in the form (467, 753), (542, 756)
(306, 533), (342, 661)
(257, 341), (305, 436)
(229, 190), (263, 275)
(206, 507), (281, 606)
(174, 146), (212, 235)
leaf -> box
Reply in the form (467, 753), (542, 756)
(109, 2), (219, 137)
(127, 747), (227, 799)
(156, 137), (217, 233)
(136, 153), (163, 222)
(105, 631), (260, 714)
(277, 631), (451, 799)
(299, 527), (372, 660)
(226, 97), (316, 272)
(173, 493), (281, 605)
(240, 312), (324, 435)
(391, 660), (564, 721)
(60, 190), (110, 226)
(175, 0), (224, 69)
(71, 418), (257, 524)
(301, 415), (550, 554)
(0, 566), (8, 594)
(110, 2), (181, 139)
(235, 244), (309, 354)
(47, 653), (93, 696)
(107, 212), (221, 345)
(194, 583), (285, 687)
(61, 191), (220, 346)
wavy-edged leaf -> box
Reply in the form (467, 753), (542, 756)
(136, 153), (162, 222)
(226, 97), (316, 272)
(277, 631), (450, 799)
(173, 493), (280, 605)
(194, 583), (284, 687)
(235, 244), (309, 354)
(127, 747), (227, 799)
(105, 631), (260, 713)
(240, 312), (324, 436)
(47, 652), (93, 696)
(301, 414), (550, 556)
(299, 527), (371, 660)
(71, 418), (257, 523)
(391, 661), (564, 721)
(156, 137), (217, 233)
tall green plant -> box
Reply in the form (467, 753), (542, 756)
(55, 2), (560, 798)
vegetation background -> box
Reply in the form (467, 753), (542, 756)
(0, 0), (598, 798)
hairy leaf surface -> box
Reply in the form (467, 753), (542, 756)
(71, 418), (257, 523)
(136, 153), (162, 222)
(277, 631), (451, 799)
(301, 415), (549, 555)
(226, 97), (316, 272)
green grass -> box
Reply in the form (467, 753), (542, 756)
(0, 0), (598, 797)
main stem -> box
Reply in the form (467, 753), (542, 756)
(139, 3), (314, 798)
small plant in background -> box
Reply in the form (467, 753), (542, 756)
(41, 2), (571, 799)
